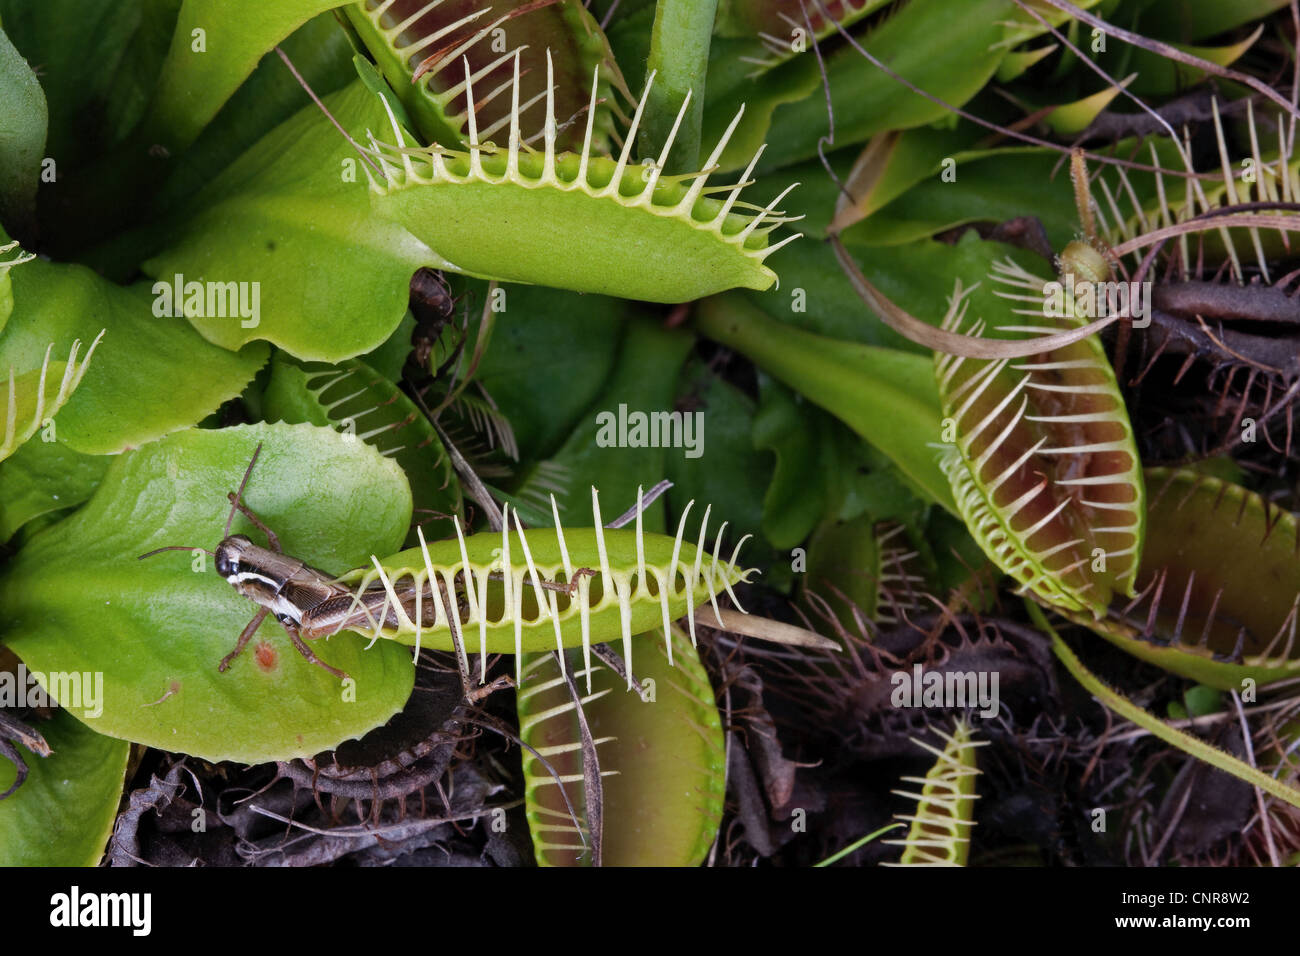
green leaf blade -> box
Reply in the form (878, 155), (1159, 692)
(0, 423), (416, 763)
(0, 709), (129, 867)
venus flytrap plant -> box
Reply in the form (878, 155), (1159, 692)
(933, 257), (1144, 616)
(136, 10), (801, 356)
(822, 154), (1146, 616)
(1063, 468), (1300, 690)
(2, 0), (1297, 871)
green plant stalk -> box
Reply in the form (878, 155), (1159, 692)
(641, 0), (718, 173)
(1027, 601), (1300, 811)
(142, 0), (342, 155)
(814, 823), (905, 867)
(696, 293), (955, 514)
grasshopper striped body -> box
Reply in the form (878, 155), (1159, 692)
(214, 533), (448, 643)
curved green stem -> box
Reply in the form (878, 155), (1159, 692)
(640, 0), (718, 172)
(815, 823), (905, 867)
(1026, 601), (1300, 810)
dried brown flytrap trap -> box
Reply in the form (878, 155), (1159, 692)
(1092, 100), (1300, 461)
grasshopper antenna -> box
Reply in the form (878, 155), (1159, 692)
(273, 47), (384, 180)
(141, 442), (264, 559)
(227, 442), (264, 538)
(139, 545), (216, 560)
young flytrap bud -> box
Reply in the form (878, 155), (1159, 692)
(0, 331), (105, 463)
(881, 720), (986, 867)
(361, 50), (802, 302)
(1046, 238), (1151, 329)
(335, 486), (754, 687)
(1057, 238), (1112, 285)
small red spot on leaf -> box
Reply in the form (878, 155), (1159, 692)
(255, 641), (278, 671)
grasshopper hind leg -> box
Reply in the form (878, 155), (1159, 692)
(285, 623), (351, 682)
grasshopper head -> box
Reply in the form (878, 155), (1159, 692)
(214, 534), (256, 581)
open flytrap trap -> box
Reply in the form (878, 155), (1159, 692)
(340, 490), (755, 689)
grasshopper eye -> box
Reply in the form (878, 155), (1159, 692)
(215, 536), (251, 579)
(214, 548), (236, 579)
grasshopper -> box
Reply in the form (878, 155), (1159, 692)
(139, 443), (445, 682)
(141, 444), (589, 696)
